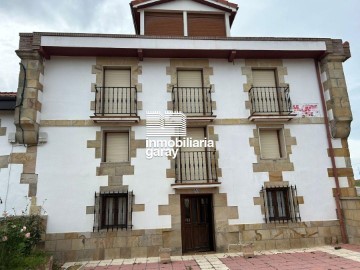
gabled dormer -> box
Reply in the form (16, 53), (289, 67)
(130, 0), (238, 37)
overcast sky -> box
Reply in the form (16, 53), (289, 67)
(0, 0), (359, 177)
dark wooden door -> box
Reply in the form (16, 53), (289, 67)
(181, 195), (214, 253)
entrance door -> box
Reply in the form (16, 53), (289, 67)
(181, 194), (214, 253)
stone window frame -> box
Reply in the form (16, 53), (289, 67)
(242, 59), (288, 114)
(91, 58), (143, 114)
(258, 126), (287, 160)
(166, 59), (215, 113)
(101, 127), (131, 164)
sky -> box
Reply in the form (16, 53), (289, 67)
(0, 0), (359, 178)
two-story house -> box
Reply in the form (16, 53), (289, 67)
(0, 0), (359, 263)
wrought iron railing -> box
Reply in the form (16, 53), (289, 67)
(94, 86), (137, 116)
(175, 150), (218, 183)
(93, 191), (133, 232)
(172, 86), (213, 116)
(249, 87), (292, 115)
(261, 185), (301, 223)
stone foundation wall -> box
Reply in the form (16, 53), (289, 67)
(236, 220), (341, 251)
(44, 219), (342, 263)
(341, 197), (360, 244)
(44, 229), (165, 263)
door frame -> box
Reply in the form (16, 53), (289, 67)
(180, 194), (215, 253)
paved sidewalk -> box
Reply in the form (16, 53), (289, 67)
(62, 245), (360, 270)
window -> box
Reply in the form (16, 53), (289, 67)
(102, 69), (132, 115)
(104, 132), (129, 162)
(259, 129), (285, 159)
(176, 70), (205, 114)
(261, 185), (301, 223)
(101, 194), (128, 229)
(93, 191), (133, 231)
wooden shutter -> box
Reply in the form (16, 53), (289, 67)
(188, 13), (226, 37)
(104, 69), (130, 87)
(105, 132), (129, 162)
(252, 70), (276, 87)
(259, 130), (281, 159)
(145, 12), (184, 36)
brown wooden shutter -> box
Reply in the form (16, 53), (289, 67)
(104, 69), (130, 87)
(145, 12), (184, 36)
(105, 132), (129, 162)
(252, 70), (276, 87)
(188, 13), (226, 37)
(259, 130), (281, 159)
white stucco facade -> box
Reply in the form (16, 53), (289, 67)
(0, 56), (340, 233)
(0, 112), (28, 215)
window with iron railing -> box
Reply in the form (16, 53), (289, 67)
(95, 86), (138, 116)
(93, 191), (133, 231)
(94, 69), (137, 116)
(173, 70), (213, 116)
(249, 87), (292, 115)
(174, 128), (218, 184)
(249, 69), (292, 116)
(174, 150), (218, 183)
(261, 185), (301, 223)
(172, 86), (213, 116)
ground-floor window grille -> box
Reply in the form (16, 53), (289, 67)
(261, 185), (301, 223)
(93, 191), (133, 231)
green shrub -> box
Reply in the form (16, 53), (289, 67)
(0, 212), (46, 270)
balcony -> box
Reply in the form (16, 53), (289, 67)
(172, 150), (220, 189)
(248, 87), (296, 121)
(172, 86), (216, 122)
(91, 86), (139, 123)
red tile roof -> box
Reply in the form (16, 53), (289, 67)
(131, 0), (238, 9)
(0, 92), (17, 97)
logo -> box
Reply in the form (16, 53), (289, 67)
(146, 111), (186, 137)
(145, 110), (214, 159)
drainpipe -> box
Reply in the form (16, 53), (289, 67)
(314, 59), (348, 244)
(16, 62), (27, 146)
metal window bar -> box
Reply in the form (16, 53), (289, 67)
(175, 150), (218, 183)
(261, 185), (301, 223)
(93, 191), (133, 232)
(249, 87), (292, 115)
(94, 86), (138, 116)
(172, 86), (213, 116)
